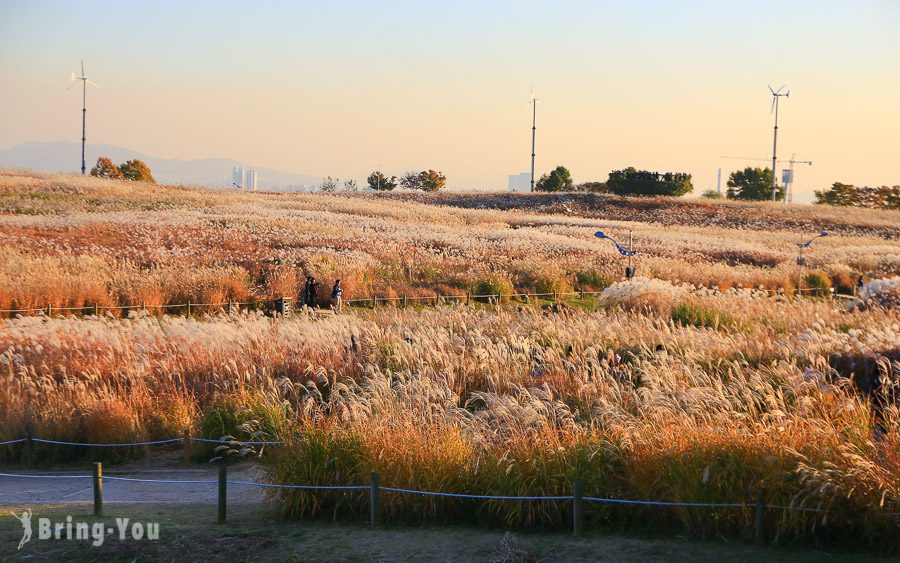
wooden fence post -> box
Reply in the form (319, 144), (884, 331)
(47, 304), (52, 317)
(466, 293), (470, 306)
(94, 303), (99, 316)
(92, 462), (103, 516)
(572, 479), (583, 537)
(218, 465), (227, 524)
(183, 429), (191, 467)
(370, 472), (380, 527)
(23, 432), (32, 465)
(186, 301), (192, 317)
(372, 296), (377, 309)
(754, 491), (766, 545)
(141, 301), (146, 312)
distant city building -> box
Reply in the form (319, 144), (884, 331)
(245, 169), (258, 191)
(508, 172), (531, 192)
(232, 166), (245, 189)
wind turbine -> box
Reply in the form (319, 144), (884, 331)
(768, 84), (789, 201)
(529, 86), (537, 192)
(69, 60), (100, 175)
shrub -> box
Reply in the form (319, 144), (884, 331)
(534, 274), (572, 297)
(804, 271), (832, 298)
(575, 270), (613, 290)
(701, 189), (723, 199)
(607, 167), (692, 196)
(473, 275), (514, 302)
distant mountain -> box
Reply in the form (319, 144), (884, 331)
(0, 141), (321, 189)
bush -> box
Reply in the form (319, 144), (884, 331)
(473, 275), (514, 302)
(701, 189), (723, 199)
(575, 270), (612, 290)
(607, 167), (692, 196)
(803, 271), (832, 298)
(534, 274), (572, 297)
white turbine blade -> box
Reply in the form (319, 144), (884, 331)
(767, 84), (775, 94)
(776, 84), (785, 94)
(70, 72), (77, 82)
(86, 79), (100, 88)
(770, 97), (776, 114)
(81, 59), (85, 76)
(67, 79), (80, 91)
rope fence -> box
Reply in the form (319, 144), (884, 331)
(0, 285), (859, 318)
(3, 464), (895, 543)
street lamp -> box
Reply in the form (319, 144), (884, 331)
(595, 230), (638, 279)
(796, 231), (828, 296)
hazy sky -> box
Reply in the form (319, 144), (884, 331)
(1, 0), (898, 200)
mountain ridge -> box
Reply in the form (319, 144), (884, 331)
(0, 141), (321, 189)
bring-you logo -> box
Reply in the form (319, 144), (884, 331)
(10, 508), (159, 549)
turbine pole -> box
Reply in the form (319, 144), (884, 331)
(530, 97), (536, 192)
(81, 76), (87, 175)
(770, 95), (778, 201)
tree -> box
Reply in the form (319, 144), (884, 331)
(606, 167), (692, 196)
(814, 182), (900, 209)
(701, 189), (723, 199)
(399, 171), (422, 191)
(367, 171), (397, 191)
(535, 166), (574, 192)
(343, 179), (358, 192)
(418, 169), (447, 192)
(725, 167), (781, 201)
(319, 176), (339, 193)
(90, 156), (123, 179)
(118, 159), (156, 183)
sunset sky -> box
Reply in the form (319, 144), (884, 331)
(1, 0), (898, 200)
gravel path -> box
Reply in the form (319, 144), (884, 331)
(0, 462), (265, 506)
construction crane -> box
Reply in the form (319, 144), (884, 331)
(719, 155), (811, 203)
(783, 154), (812, 204)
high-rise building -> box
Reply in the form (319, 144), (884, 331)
(508, 172), (531, 192)
(232, 166), (245, 189)
(245, 169), (258, 192)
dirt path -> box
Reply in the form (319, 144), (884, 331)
(0, 458), (265, 506)
(0, 503), (882, 562)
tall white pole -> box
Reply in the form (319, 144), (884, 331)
(771, 95), (779, 202)
(530, 99), (536, 192)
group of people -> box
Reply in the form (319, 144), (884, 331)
(302, 276), (343, 313)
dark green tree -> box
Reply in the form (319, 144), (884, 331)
(606, 167), (692, 196)
(535, 165), (573, 192)
(118, 159), (156, 183)
(399, 171), (422, 190)
(367, 171), (397, 191)
(726, 167), (781, 200)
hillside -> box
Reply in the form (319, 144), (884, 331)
(1, 168), (898, 311)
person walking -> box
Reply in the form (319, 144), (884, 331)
(856, 275), (865, 296)
(308, 277), (320, 308)
(302, 276), (313, 308)
(331, 279), (343, 314)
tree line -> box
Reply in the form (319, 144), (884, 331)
(90, 157), (156, 183)
(366, 170), (447, 192)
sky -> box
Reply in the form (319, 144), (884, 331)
(1, 0), (898, 201)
